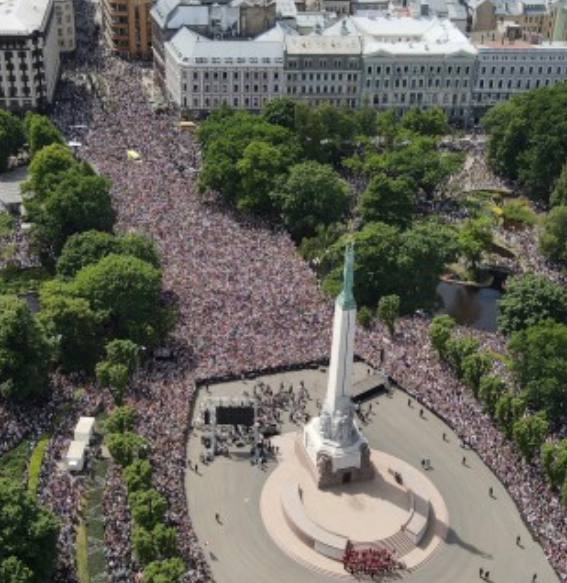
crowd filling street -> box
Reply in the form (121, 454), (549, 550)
(0, 0), (565, 581)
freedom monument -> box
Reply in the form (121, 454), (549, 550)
(302, 244), (375, 488)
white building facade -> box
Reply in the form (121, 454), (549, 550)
(471, 40), (567, 118)
(165, 27), (284, 111)
(160, 15), (567, 121)
(0, 0), (61, 111)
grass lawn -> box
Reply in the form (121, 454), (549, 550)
(27, 435), (50, 497)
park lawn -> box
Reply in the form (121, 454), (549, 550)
(27, 435), (50, 497)
(0, 439), (33, 482)
(77, 518), (91, 583)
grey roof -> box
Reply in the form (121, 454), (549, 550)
(0, 0), (52, 35)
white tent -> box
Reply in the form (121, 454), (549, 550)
(65, 440), (87, 472)
(74, 416), (95, 444)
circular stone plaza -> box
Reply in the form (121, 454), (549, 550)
(186, 363), (560, 583)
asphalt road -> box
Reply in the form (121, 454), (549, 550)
(185, 367), (559, 583)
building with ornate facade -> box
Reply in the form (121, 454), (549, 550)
(102, 0), (153, 58)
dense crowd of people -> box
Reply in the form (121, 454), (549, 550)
(0, 0), (565, 580)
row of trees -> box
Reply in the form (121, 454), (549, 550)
(104, 407), (186, 583)
(0, 477), (59, 583)
(429, 310), (567, 506)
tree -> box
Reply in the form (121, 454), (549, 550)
(377, 295), (400, 336)
(143, 558), (186, 583)
(129, 488), (167, 529)
(444, 337), (480, 378)
(401, 107), (449, 136)
(133, 524), (178, 567)
(22, 144), (79, 200)
(359, 173), (416, 228)
(357, 306), (374, 329)
(262, 97), (297, 129)
(133, 526), (157, 566)
(124, 459), (152, 493)
(96, 339), (139, 403)
(57, 230), (160, 278)
(478, 375), (507, 417)
(483, 84), (567, 203)
(0, 295), (52, 401)
(0, 110), (25, 171)
(541, 440), (567, 489)
(0, 478), (59, 583)
(458, 216), (493, 273)
(38, 293), (102, 374)
(24, 113), (63, 156)
(539, 206), (567, 264)
(429, 315), (456, 359)
(562, 479), (567, 509)
(73, 254), (168, 346)
(494, 392), (526, 438)
(107, 432), (148, 466)
(272, 161), (350, 240)
(461, 351), (493, 396)
(28, 171), (115, 264)
(104, 405), (137, 434)
(509, 321), (567, 423)
(0, 556), (34, 583)
(512, 413), (549, 460)
(498, 274), (567, 335)
(550, 162), (567, 207)
(235, 141), (289, 215)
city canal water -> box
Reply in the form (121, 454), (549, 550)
(436, 280), (503, 332)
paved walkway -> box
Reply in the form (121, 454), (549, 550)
(185, 366), (560, 583)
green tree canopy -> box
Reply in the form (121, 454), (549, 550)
(129, 488), (167, 530)
(478, 375), (507, 417)
(124, 459), (153, 493)
(73, 254), (167, 346)
(0, 556), (34, 583)
(24, 113), (63, 156)
(513, 413), (549, 460)
(104, 405), (137, 434)
(400, 107), (449, 136)
(262, 97), (297, 129)
(462, 351), (493, 396)
(107, 432), (148, 466)
(27, 171), (115, 264)
(429, 315), (456, 359)
(457, 216), (493, 272)
(57, 230), (160, 278)
(22, 144), (79, 200)
(323, 220), (457, 313)
(551, 162), (567, 207)
(377, 294), (400, 336)
(143, 557), (186, 583)
(0, 295), (52, 400)
(444, 336), (481, 379)
(272, 161), (350, 240)
(235, 140), (291, 216)
(541, 440), (567, 489)
(483, 84), (567, 203)
(539, 206), (567, 264)
(509, 321), (567, 423)
(0, 478), (59, 583)
(38, 293), (102, 374)
(494, 392), (526, 438)
(498, 273), (567, 335)
(359, 173), (416, 227)
(0, 110), (25, 171)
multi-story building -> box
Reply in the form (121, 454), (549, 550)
(151, 0), (276, 86)
(102, 0), (153, 58)
(164, 26), (284, 111)
(326, 16), (477, 120)
(285, 35), (362, 107)
(159, 13), (567, 121)
(54, 0), (76, 51)
(0, 0), (61, 111)
(471, 38), (567, 119)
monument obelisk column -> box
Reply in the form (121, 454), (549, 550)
(302, 243), (374, 488)
(324, 243), (356, 415)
